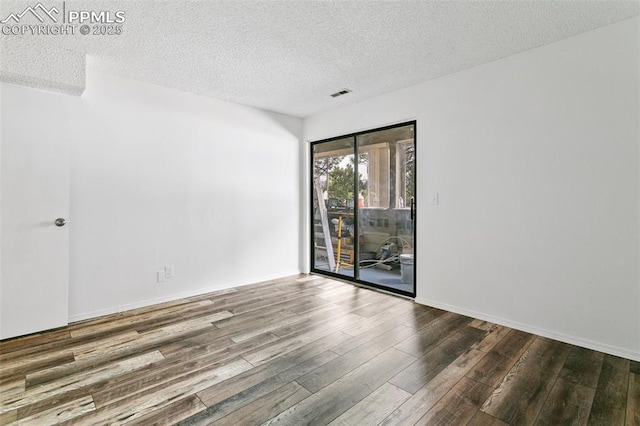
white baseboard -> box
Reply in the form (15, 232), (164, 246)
(68, 270), (301, 323)
(415, 296), (640, 363)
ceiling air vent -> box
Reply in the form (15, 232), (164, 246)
(330, 89), (352, 98)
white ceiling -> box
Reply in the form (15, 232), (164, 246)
(1, 0), (638, 117)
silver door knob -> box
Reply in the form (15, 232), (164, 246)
(54, 218), (67, 227)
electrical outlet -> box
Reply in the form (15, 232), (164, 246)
(165, 266), (174, 279)
(157, 271), (165, 283)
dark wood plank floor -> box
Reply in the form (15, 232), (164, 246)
(1, 274), (637, 425)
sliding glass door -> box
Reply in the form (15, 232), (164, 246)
(311, 122), (416, 297)
(312, 137), (356, 279)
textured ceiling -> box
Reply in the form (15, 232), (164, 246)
(1, 1), (639, 117)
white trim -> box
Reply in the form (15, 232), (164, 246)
(415, 297), (640, 362)
(68, 271), (301, 323)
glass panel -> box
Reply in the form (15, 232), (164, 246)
(356, 124), (415, 294)
(312, 137), (356, 278)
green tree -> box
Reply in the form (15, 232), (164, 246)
(314, 157), (341, 177)
(327, 163), (367, 203)
(405, 144), (415, 201)
(314, 157), (342, 193)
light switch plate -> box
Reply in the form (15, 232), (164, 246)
(165, 266), (174, 279)
(157, 271), (165, 283)
(430, 192), (439, 205)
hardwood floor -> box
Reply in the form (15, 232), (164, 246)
(1, 274), (637, 425)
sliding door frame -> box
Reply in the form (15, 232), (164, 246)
(309, 120), (417, 298)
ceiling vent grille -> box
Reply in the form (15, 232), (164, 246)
(330, 89), (352, 98)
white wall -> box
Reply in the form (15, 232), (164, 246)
(1, 64), (301, 322)
(0, 85), (3, 331)
(69, 64), (302, 320)
(304, 17), (640, 361)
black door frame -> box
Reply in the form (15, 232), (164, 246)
(309, 120), (417, 298)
